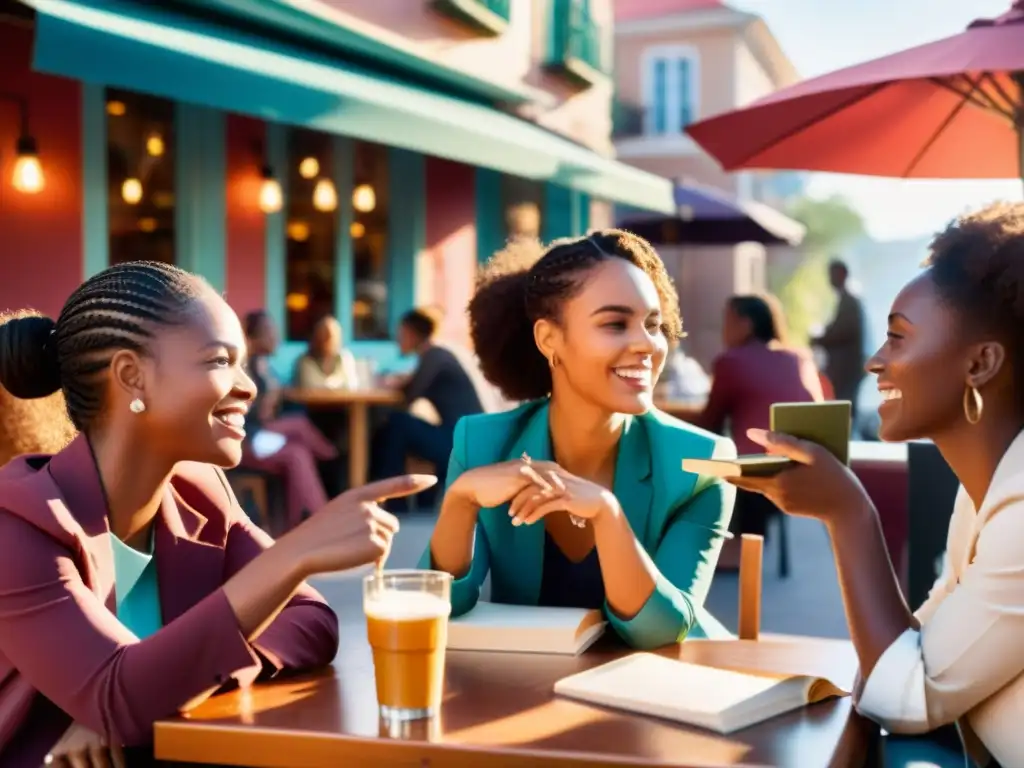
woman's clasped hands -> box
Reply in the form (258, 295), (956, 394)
(450, 458), (621, 527)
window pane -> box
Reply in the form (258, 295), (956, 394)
(106, 89), (175, 266)
(285, 130), (336, 342)
(678, 58), (692, 129)
(501, 175), (544, 242)
(352, 141), (390, 341)
(653, 58), (668, 134)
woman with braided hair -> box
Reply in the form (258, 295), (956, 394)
(729, 203), (1024, 767)
(420, 230), (737, 649)
(0, 261), (434, 766)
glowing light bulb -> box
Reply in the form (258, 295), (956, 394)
(352, 183), (376, 213)
(313, 178), (337, 212)
(258, 168), (282, 213)
(12, 156), (43, 194)
(298, 156), (319, 179)
(350, 221), (365, 238)
(122, 178), (143, 205)
(11, 137), (43, 194)
(145, 133), (164, 157)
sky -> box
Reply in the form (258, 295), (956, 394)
(728, 0), (1022, 241)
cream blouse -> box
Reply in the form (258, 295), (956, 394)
(857, 432), (1024, 767)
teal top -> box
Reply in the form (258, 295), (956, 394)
(110, 530), (163, 640)
(418, 400), (738, 649)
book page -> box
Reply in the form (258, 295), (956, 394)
(555, 654), (843, 732)
(451, 602), (600, 631)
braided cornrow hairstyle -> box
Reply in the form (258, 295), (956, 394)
(924, 201), (1024, 405)
(469, 229), (682, 402)
(0, 261), (206, 431)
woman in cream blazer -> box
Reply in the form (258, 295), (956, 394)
(729, 204), (1024, 767)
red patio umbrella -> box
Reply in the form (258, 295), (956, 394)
(686, 1), (1024, 180)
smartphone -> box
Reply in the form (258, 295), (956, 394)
(681, 400), (852, 479)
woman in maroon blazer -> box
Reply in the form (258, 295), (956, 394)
(689, 294), (823, 566)
(0, 262), (433, 767)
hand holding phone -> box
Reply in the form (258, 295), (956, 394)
(682, 401), (852, 479)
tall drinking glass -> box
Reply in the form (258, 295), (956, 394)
(363, 570), (452, 723)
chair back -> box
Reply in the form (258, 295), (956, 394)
(738, 533), (763, 641)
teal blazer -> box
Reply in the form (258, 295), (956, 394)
(418, 400), (738, 649)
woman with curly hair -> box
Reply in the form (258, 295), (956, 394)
(730, 203), (1024, 766)
(0, 311), (77, 466)
(419, 230), (737, 649)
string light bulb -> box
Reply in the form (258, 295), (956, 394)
(11, 136), (44, 194)
(352, 183), (376, 213)
(122, 178), (143, 205)
(313, 178), (338, 212)
(145, 132), (164, 157)
(299, 156), (319, 179)
(258, 167), (283, 214)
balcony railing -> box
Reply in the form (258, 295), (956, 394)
(547, 0), (608, 85)
(431, 0), (511, 35)
(612, 100), (645, 139)
(612, 100), (698, 139)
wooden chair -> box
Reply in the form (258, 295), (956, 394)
(738, 533), (764, 641)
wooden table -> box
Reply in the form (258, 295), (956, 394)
(155, 625), (877, 768)
(284, 388), (403, 487)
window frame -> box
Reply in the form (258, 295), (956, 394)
(641, 44), (701, 137)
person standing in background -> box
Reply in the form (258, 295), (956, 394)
(812, 260), (866, 416)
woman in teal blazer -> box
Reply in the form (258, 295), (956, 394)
(420, 231), (737, 650)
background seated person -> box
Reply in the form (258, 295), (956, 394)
(421, 231), (737, 650)
(241, 310), (340, 526)
(293, 314), (357, 390)
(372, 309), (484, 507)
(688, 294), (822, 569)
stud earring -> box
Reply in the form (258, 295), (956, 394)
(129, 398), (146, 414)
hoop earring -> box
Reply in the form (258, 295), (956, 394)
(129, 398), (146, 414)
(963, 386), (983, 425)
(549, 353), (560, 368)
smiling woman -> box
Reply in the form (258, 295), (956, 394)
(420, 231), (738, 649)
(0, 261), (434, 766)
(724, 202), (1024, 767)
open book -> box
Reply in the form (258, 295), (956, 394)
(447, 602), (606, 656)
(554, 653), (846, 734)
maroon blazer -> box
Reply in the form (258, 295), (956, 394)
(0, 436), (339, 766)
(692, 342), (823, 454)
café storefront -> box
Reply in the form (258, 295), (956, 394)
(0, 0), (673, 371)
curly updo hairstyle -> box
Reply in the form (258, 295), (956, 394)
(925, 201), (1024, 404)
(0, 311), (77, 465)
(469, 229), (682, 402)
(0, 261), (206, 432)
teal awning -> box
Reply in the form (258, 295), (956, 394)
(25, 0), (674, 214)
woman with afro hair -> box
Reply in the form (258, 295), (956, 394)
(419, 230), (737, 649)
